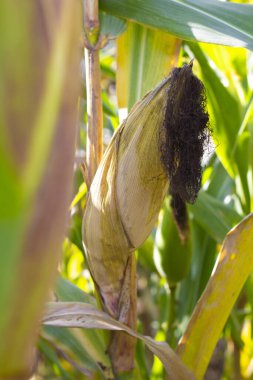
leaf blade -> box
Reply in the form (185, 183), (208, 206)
(189, 191), (242, 243)
(117, 22), (181, 110)
(177, 213), (253, 379)
(43, 302), (195, 380)
(100, 0), (253, 50)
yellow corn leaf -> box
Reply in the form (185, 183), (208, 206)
(177, 213), (253, 380)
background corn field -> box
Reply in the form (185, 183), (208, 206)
(1, 1), (253, 379)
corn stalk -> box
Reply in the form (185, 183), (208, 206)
(83, 2), (138, 376)
(0, 2), (81, 378)
(83, 0), (103, 183)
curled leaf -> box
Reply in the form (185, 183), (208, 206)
(43, 302), (195, 380)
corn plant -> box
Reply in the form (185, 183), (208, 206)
(2, 1), (253, 380)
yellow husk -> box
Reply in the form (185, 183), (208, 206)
(82, 75), (172, 373)
(83, 76), (171, 314)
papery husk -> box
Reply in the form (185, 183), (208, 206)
(83, 62), (210, 376)
(83, 76), (173, 310)
(83, 76), (172, 373)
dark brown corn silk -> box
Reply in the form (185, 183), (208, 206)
(160, 63), (210, 236)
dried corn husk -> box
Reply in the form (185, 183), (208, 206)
(82, 63), (209, 374)
(83, 74), (171, 309)
(83, 76), (170, 373)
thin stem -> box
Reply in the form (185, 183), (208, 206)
(167, 285), (177, 348)
(83, 0), (99, 45)
(83, 0), (103, 183)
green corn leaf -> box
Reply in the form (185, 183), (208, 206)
(234, 131), (251, 213)
(188, 42), (241, 178)
(100, 12), (126, 38)
(55, 277), (96, 305)
(178, 223), (217, 318)
(205, 160), (235, 200)
(38, 339), (74, 380)
(100, 0), (253, 50)
(154, 198), (192, 286)
(42, 326), (100, 375)
(189, 191), (242, 243)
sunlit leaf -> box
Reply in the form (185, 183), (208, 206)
(70, 183), (87, 209)
(188, 42), (241, 178)
(177, 213), (253, 380)
(117, 22), (181, 110)
(100, 0), (253, 50)
(197, 43), (248, 102)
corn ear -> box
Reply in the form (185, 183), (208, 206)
(82, 63), (210, 375)
(83, 76), (171, 373)
(83, 76), (171, 314)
